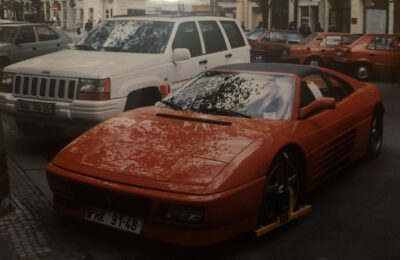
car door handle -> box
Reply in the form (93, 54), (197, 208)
(225, 53), (232, 58)
(32, 47), (37, 51)
(56, 44), (61, 47)
(199, 60), (208, 65)
(321, 49), (326, 52)
(369, 53), (374, 57)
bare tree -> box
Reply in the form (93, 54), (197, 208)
(250, 0), (273, 29)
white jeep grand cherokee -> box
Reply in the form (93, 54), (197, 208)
(0, 16), (250, 136)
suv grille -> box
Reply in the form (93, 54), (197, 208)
(13, 75), (78, 101)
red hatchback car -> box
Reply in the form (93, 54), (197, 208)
(333, 33), (400, 80)
(284, 32), (351, 66)
(47, 63), (383, 246)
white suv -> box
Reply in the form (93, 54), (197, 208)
(0, 16), (250, 136)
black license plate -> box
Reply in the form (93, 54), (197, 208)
(16, 100), (55, 115)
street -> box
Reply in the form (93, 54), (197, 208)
(0, 81), (399, 260)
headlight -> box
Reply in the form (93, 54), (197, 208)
(161, 203), (204, 224)
(0, 72), (14, 93)
(77, 78), (110, 100)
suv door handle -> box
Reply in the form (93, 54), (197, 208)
(199, 60), (208, 65)
(225, 53), (232, 58)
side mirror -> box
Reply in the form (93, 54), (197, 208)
(172, 48), (191, 62)
(316, 37), (323, 41)
(300, 97), (336, 119)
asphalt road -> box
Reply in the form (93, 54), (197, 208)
(3, 81), (400, 260)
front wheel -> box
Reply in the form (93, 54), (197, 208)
(365, 107), (383, 160)
(305, 57), (323, 67)
(258, 152), (302, 225)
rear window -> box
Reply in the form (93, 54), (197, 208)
(220, 21), (245, 48)
(247, 29), (264, 40)
(341, 34), (363, 45)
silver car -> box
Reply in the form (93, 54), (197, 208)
(0, 23), (71, 69)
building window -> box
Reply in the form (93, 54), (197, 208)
(89, 8), (94, 20)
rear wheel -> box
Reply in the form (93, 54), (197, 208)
(251, 51), (265, 63)
(258, 151), (302, 225)
(365, 107), (383, 160)
(355, 63), (371, 81)
(305, 56), (323, 67)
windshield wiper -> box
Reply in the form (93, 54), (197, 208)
(159, 100), (183, 111)
(74, 44), (96, 51)
(195, 107), (252, 118)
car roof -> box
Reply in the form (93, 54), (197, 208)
(108, 15), (236, 22)
(211, 63), (320, 77)
(0, 23), (42, 27)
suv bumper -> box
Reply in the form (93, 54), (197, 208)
(0, 93), (126, 127)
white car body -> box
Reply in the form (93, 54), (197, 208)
(0, 16), (250, 130)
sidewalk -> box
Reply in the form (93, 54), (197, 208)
(0, 157), (88, 260)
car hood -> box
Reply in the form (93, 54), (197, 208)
(4, 49), (167, 78)
(52, 107), (287, 194)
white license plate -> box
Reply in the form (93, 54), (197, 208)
(84, 207), (143, 234)
(16, 100), (55, 115)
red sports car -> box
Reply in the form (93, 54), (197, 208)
(47, 63), (383, 246)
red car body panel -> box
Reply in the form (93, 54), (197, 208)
(333, 33), (400, 78)
(288, 32), (351, 65)
(47, 65), (382, 246)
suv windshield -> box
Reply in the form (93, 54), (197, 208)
(341, 34), (363, 45)
(75, 20), (174, 53)
(0, 27), (18, 43)
(160, 71), (295, 120)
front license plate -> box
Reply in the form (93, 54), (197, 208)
(16, 100), (55, 115)
(84, 207), (143, 234)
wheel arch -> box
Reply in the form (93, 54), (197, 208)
(124, 86), (162, 111)
(304, 55), (323, 65)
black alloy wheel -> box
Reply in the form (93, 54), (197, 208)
(259, 151), (302, 225)
(365, 107), (383, 160)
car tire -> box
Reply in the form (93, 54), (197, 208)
(365, 107), (384, 160)
(258, 151), (303, 225)
(305, 57), (323, 67)
(251, 52), (265, 63)
(355, 63), (371, 81)
(16, 120), (65, 141)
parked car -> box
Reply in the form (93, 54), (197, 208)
(333, 33), (400, 80)
(0, 23), (71, 69)
(0, 16), (250, 139)
(283, 32), (351, 66)
(250, 30), (304, 62)
(47, 63), (383, 246)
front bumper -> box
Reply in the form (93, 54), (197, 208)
(0, 93), (126, 127)
(47, 163), (265, 246)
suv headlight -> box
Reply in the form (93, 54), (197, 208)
(77, 78), (110, 100)
(0, 72), (14, 93)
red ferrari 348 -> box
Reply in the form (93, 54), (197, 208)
(47, 63), (383, 246)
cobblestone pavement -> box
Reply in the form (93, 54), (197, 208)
(0, 157), (88, 260)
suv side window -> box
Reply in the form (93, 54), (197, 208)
(321, 35), (342, 48)
(16, 27), (36, 44)
(198, 21), (227, 54)
(368, 36), (394, 51)
(172, 22), (202, 57)
(36, 26), (59, 41)
(263, 31), (285, 43)
(324, 73), (354, 101)
(220, 21), (245, 48)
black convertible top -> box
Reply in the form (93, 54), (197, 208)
(212, 63), (320, 77)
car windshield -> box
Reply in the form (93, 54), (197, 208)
(247, 29), (265, 40)
(75, 20), (174, 53)
(341, 34), (363, 45)
(160, 71), (295, 120)
(0, 27), (18, 43)
(304, 33), (317, 43)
